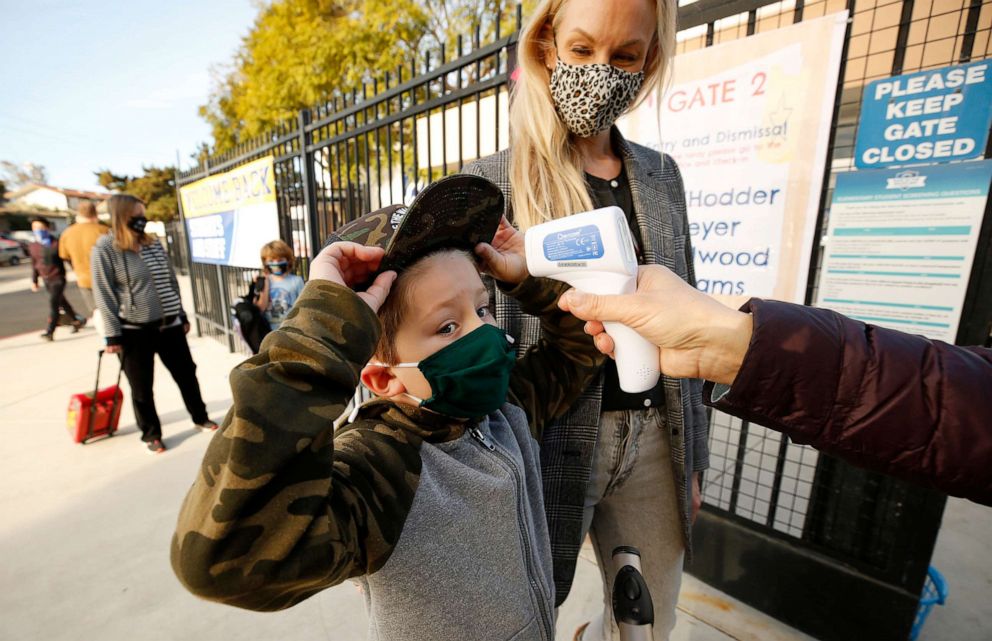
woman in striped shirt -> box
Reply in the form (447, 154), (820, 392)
(92, 195), (217, 454)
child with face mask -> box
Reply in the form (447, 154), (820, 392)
(254, 239), (305, 329)
(172, 176), (604, 641)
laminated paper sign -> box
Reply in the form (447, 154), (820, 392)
(815, 160), (992, 343)
(619, 12), (848, 303)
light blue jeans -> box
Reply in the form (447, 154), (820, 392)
(579, 408), (684, 641)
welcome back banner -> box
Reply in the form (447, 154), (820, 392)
(620, 12), (848, 303)
(179, 156), (280, 268)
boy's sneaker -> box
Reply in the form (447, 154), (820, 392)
(39, 332), (54, 342)
(195, 419), (219, 432)
(145, 439), (167, 454)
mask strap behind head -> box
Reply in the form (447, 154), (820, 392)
(370, 360), (419, 368)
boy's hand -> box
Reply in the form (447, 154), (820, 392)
(475, 216), (528, 285)
(310, 241), (397, 312)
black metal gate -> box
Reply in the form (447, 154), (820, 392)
(172, 2), (992, 639)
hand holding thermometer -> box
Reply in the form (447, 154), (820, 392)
(524, 207), (661, 393)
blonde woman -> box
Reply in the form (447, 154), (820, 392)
(91, 195), (217, 454)
(464, 0), (707, 638)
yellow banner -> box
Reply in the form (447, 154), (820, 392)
(180, 156), (276, 218)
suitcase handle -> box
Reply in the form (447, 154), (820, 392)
(86, 349), (124, 443)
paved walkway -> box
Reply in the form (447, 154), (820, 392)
(0, 271), (984, 640)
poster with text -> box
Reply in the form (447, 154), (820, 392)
(854, 60), (992, 169)
(618, 12), (848, 303)
(815, 161), (992, 343)
(179, 156), (280, 268)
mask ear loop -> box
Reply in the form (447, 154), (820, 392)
(366, 361), (427, 407)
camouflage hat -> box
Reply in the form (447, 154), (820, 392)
(323, 174), (504, 285)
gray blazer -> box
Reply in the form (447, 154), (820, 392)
(463, 131), (710, 604)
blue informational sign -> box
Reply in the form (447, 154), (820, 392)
(854, 60), (992, 169)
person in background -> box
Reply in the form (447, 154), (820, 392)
(254, 239), (304, 330)
(58, 201), (110, 320)
(29, 216), (85, 341)
(91, 194), (218, 454)
(558, 264), (992, 507)
(463, 1), (705, 637)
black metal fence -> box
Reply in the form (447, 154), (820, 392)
(172, 2), (991, 639)
(174, 8), (519, 351)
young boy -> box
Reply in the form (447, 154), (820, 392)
(171, 175), (603, 640)
(254, 239), (305, 329)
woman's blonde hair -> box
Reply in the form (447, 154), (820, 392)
(108, 194), (151, 252)
(261, 239), (296, 272)
(509, 0), (676, 230)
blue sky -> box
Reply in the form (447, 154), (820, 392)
(0, 0), (258, 192)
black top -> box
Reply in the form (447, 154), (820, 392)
(585, 167), (666, 412)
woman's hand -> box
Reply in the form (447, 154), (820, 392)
(310, 241), (396, 313)
(558, 264), (753, 385)
(106, 344), (122, 354)
(475, 216), (528, 285)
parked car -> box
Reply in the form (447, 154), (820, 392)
(0, 231), (30, 256)
(0, 238), (24, 266)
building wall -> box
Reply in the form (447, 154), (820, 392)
(17, 188), (69, 212)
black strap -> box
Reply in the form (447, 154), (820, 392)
(113, 238), (137, 322)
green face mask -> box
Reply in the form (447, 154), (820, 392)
(379, 323), (516, 419)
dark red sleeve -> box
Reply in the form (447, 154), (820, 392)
(705, 299), (992, 506)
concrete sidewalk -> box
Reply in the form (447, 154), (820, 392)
(0, 272), (982, 640)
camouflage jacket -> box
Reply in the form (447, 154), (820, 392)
(171, 277), (603, 640)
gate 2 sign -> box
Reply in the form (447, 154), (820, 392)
(178, 156), (280, 268)
(855, 61), (992, 169)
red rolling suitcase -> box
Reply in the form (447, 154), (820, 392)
(66, 350), (124, 444)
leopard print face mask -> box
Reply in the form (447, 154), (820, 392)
(550, 60), (645, 138)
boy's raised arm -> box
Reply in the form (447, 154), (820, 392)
(503, 277), (605, 438)
(474, 219), (604, 438)
(171, 279), (414, 611)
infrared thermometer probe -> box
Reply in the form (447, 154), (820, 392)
(524, 207), (661, 393)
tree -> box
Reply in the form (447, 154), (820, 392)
(93, 165), (178, 222)
(0, 180), (7, 204)
(199, 0), (429, 152)
(95, 170), (129, 192)
(0, 161), (48, 189)
(199, 0), (529, 154)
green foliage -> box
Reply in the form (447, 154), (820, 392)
(93, 166), (178, 222)
(200, 0), (530, 154)
(0, 179), (7, 204)
(95, 170), (128, 192)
